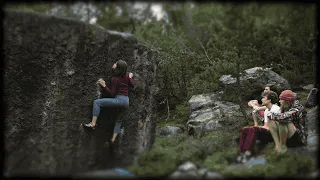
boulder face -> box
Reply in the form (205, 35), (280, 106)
(219, 67), (291, 100)
(187, 92), (244, 136)
(4, 10), (159, 176)
(169, 161), (223, 179)
(306, 88), (318, 108)
(156, 126), (184, 137)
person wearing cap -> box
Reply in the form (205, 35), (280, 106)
(268, 90), (307, 154)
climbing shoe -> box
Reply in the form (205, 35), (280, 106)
(82, 122), (96, 129)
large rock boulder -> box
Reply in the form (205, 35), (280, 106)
(156, 126), (184, 137)
(219, 67), (291, 100)
(305, 88), (318, 108)
(187, 92), (244, 136)
(4, 10), (160, 175)
(301, 84), (314, 91)
(169, 161), (223, 179)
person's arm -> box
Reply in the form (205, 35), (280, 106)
(253, 105), (267, 111)
(272, 105), (304, 123)
(260, 109), (269, 129)
(128, 73), (134, 88)
(262, 121), (268, 129)
(103, 77), (117, 98)
(248, 100), (259, 107)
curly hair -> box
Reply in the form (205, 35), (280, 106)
(261, 90), (278, 104)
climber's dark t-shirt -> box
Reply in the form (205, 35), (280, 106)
(103, 74), (134, 97)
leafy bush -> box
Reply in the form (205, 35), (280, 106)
(128, 131), (238, 176)
(157, 101), (190, 127)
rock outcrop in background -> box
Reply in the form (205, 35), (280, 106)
(219, 67), (291, 100)
(4, 10), (160, 176)
(187, 92), (244, 136)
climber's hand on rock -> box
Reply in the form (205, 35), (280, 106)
(129, 73), (133, 78)
(98, 79), (106, 87)
(97, 78), (103, 84)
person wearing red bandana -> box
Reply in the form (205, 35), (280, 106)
(268, 90), (308, 154)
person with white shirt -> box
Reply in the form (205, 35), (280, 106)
(247, 84), (278, 126)
(238, 91), (281, 163)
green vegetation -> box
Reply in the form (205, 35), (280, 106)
(5, 2), (316, 109)
(5, 2), (317, 177)
(157, 102), (190, 128)
(129, 92), (316, 177)
(128, 131), (238, 176)
(129, 130), (316, 177)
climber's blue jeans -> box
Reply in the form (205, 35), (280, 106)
(93, 95), (129, 117)
(114, 121), (122, 133)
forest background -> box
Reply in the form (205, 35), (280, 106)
(5, 2), (318, 177)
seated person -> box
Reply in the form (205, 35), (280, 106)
(248, 84), (278, 126)
(238, 90), (281, 163)
(268, 90), (307, 154)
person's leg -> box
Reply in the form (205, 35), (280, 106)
(243, 126), (269, 155)
(278, 123), (289, 153)
(239, 126), (250, 153)
(111, 121), (121, 142)
(287, 123), (297, 138)
(278, 122), (297, 153)
(87, 97), (126, 128)
(268, 120), (281, 151)
(252, 113), (259, 127)
(243, 127), (256, 155)
(286, 131), (302, 148)
(258, 128), (273, 144)
(111, 133), (118, 142)
(90, 98), (118, 126)
(251, 109), (264, 127)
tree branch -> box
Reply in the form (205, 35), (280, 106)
(197, 37), (211, 63)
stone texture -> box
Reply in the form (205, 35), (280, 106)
(168, 161), (223, 179)
(4, 10), (160, 176)
(306, 88), (318, 108)
(219, 67), (291, 100)
(156, 126), (184, 137)
(187, 92), (244, 136)
(188, 92), (223, 111)
(302, 84), (314, 90)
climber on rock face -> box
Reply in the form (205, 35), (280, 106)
(83, 60), (134, 130)
(95, 63), (125, 143)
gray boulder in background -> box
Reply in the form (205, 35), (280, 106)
(156, 126), (184, 137)
(187, 92), (244, 136)
(219, 67), (291, 100)
(168, 161), (223, 179)
(306, 88), (318, 108)
(302, 84), (314, 91)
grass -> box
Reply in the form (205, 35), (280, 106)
(128, 131), (238, 176)
(129, 130), (317, 177)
